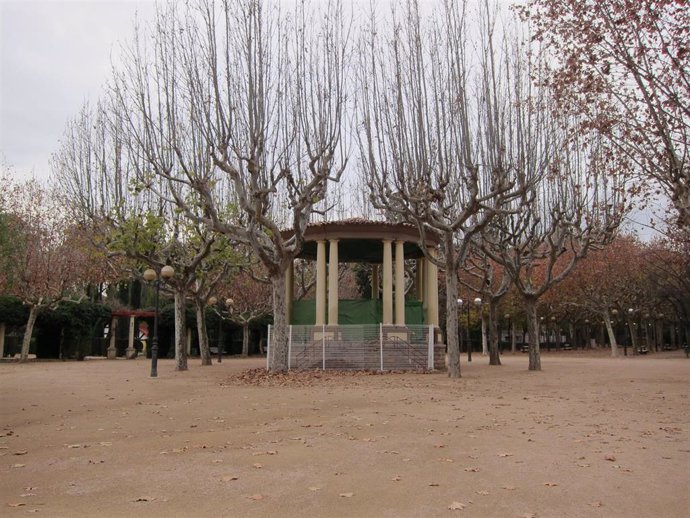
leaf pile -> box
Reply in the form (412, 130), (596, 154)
(223, 368), (430, 387)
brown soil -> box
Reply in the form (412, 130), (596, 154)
(1, 351), (688, 517)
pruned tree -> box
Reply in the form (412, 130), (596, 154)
(519, 0), (690, 228)
(218, 268), (273, 357)
(54, 100), (223, 371)
(482, 129), (628, 370)
(108, 0), (350, 373)
(359, 0), (539, 377)
(462, 248), (512, 365)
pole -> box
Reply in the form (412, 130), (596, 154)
(467, 303), (472, 362)
(150, 279), (160, 378)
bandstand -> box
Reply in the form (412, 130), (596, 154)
(271, 220), (445, 371)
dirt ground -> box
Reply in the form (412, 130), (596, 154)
(1, 351), (688, 518)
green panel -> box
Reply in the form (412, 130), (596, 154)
(405, 299), (424, 325)
(290, 298), (425, 325)
(339, 299), (382, 325)
(291, 299), (316, 325)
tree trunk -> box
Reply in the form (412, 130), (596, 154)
(603, 309), (619, 357)
(627, 318), (638, 354)
(270, 272), (289, 372)
(444, 261), (461, 378)
(524, 296), (541, 371)
(19, 304), (39, 363)
(481, 312), (488, 355)
(196, 300), (212, 366)
(241, 323), (250, 357)
(174, 291), (188, 371)
(0, 322), (6, 358)
(488, 299), (501, 366)
(510, 320), (516, 353)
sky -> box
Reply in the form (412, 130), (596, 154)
(0, 0), (669, 239)
(0, 0), (157, 182)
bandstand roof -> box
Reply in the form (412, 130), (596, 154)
(287, 219), (439, 263)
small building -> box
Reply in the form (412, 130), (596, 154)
(271, 219), (445, 371)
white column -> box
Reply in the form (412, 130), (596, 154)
(382, 240), (393, 325)
(285, 260), (294, 324)
(394, 240), (405, 325)
(315, 240), (327, 325)
(126, 316), (136, 359)
(328, 239), (339, 325)
(426, 249), (439, 327)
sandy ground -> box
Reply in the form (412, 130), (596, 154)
(1, 351), (688, 518)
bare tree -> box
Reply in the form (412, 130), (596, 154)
(482, 131), (627, 370)
(54, 100), (221, 371)
(359, 0), (537, 377)
(109, 0), (349, 373)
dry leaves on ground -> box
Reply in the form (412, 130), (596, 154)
(448, 501), (466, 510)
(223, 369), (430, 387)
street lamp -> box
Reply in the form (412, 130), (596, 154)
(143, 265), (175, 377)
(458, 298), (472, 362)
(208, 297), (220, 363)
(223, 298), (234, 362)
(626, 307), (635, 356)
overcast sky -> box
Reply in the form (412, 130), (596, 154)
(1, 0), (157, 182)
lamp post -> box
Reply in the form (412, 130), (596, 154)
(208, 296), (220, 363)
(457, 299), (464, 357)
(627, 307), (635, 356)
(143, 265), (175, 378)
(611, 308), (619, 353)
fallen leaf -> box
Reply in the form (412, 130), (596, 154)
(67, 444), (83, 449)
(604, 454), (616, 462)
(133, 496), (154, 502)
(476, 490), (490, 495)
(391, 475), (401, 481)
(247, 494), (263, 501)
(448, 501), (466, 510)
(99, 442), (112, 447)
(498, 453), (513, 457)
(253, 463), (263, 469)
(13, 450), (28, 455)
(543, 482), (559, 487)
(221, 475), (239, 482)
(308, 486), (321, 492)
(464, 467), (480, 472)
(339, 492), (354, 498)
(429, 483), (440, 487)
(502, 485), (516, 491)
(20, 493), (36, 498)
(212, 459), (223, 464)
(589, 501), (603, 508)
(8, 503), (26, 507)
(13, 463), (26, 468)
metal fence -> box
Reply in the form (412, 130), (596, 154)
(266, 324), (436, 371)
